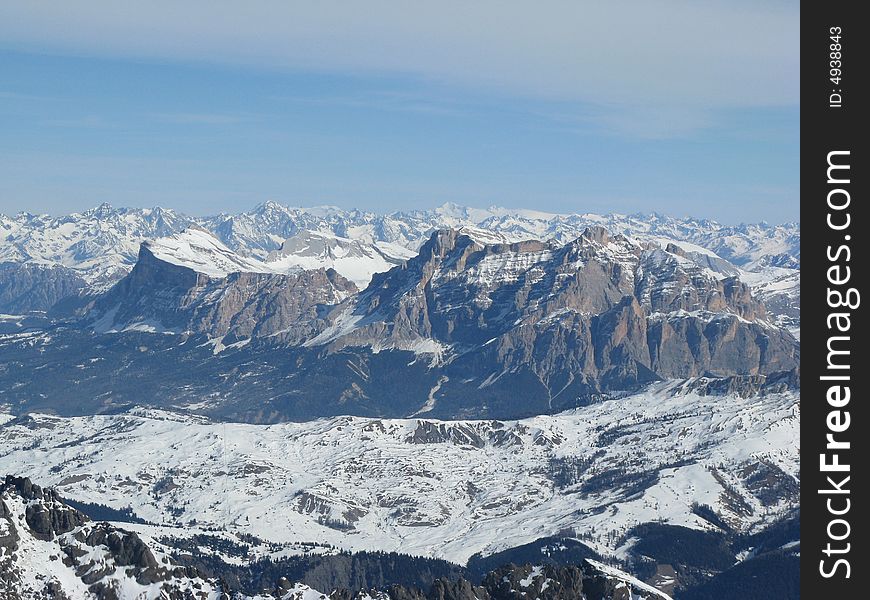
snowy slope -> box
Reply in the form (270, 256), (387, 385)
(738, 266), (801, 337)
(265, 230), (413, 288)
(0, 475), (677, 599)
(145, 226), (279, 278)
(0, 383), (799, 565)
(138, 227), (413, 289)
(143, 226), (415, 288)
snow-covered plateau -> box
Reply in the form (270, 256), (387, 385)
(0, 470), (672, 599)
(0, 381), (798, 566)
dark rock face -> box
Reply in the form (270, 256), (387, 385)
(0, 475), (220, 599)
(80, 525), (159, 570)
(3, 475), (90, 544)
(91, 244), (357, 343)
(0, 262), (87, 313)
(0, 499), (19, 553)
(377, 562), (667, 600)
(1, 475), (90, 541)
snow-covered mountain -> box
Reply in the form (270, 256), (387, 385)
(266, 230), (413, 289)
(145, 226), (279, 278)
(0, 201), (800, 598)
(0, 226), (799, 422)
(0, 204), (196, 287)
(1, 201), (800, 273)
(739, 267), (800, 337)
(0, 202), (799, 324)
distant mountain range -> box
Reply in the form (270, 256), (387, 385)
(0, 202), (798, 323)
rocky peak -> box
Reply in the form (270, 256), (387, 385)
(580, 225), (612, 245)
(255, 200), (288, 215)
(85, 202), (116, 219)
(3, 475), (54, 503)
(663, 242), (686, 257)
(635, 246), (765, 319)
(91, 238), (357, 342)
(310, 226), (797, 413)
(0, 475), (221, 599)
(0, 202), (799, 322)
(419, 229), (481, 262)
(2, 475), (88, 541)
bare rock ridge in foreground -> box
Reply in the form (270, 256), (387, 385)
(0, 475), (219, 599)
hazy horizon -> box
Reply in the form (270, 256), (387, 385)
(1, 198), (800, 226)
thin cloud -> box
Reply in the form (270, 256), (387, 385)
(0, 90), (56, 101)
(42, 115), (113, 128)
(150, 112), (254, 125)
(279, 90), (471, 117)
(584, 105), (717, 140)
(0, 1), (799, 111)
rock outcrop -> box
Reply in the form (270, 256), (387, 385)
(0, 475), (220, 599)
(91, 242), (356, 343)
(0, 226), (798, 421)
(311, 227), (798, 414)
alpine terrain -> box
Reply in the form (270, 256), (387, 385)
(0, 203), (799, 599)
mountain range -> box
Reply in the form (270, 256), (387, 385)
(0, 202), (800, 598)
(0, 203), (798, 421)
(0, 202), (799, 330)
(1, 381), (798, 563)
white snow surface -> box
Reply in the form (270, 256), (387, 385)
(145, 227), (415, 288)
(0, 383), (799, 565)
(265, 230), (413, 288)
(145, 227), (278, 278)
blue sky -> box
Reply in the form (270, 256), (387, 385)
(0, 2), (799, 223)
